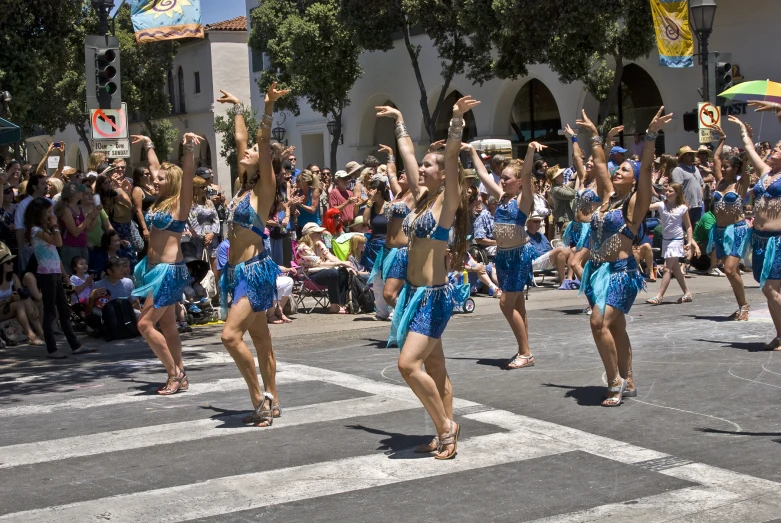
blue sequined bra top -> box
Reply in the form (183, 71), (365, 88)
(713, 190), (743, 215)
(752, 174), (781, 200)
(145, 209), (187, 234)
(590, 208), (636, 263)
(226, 192), (267, 239)
(402, 204), (450, 242)
(385, 200), (410, 220)
(494, 196), (528, 242)
(576, 187), (601, 212)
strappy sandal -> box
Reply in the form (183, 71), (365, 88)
(764, 337), (781, 351)
(272, 402), (282, 418)
(415, 437), (439, 453)
(735, 304), (750, 321)
(157, 369), (188, 396)
(266, 310), (284, 325)
(504, 353), (534, 370)
(242, 392), (274, 427)
(434, 421), (460, 460)
(646, 296), (663, 305)
(677, 294), (693, 304)
(601, 378), (626, 407)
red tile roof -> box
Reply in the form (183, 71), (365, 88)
(205, 16), (247, 32)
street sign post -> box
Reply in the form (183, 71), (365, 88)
(90, 102), (128, 140)
(93, 139), (131, 158)
(698, 102), (721, 144)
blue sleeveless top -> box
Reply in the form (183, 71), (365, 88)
(752, 174), (781, 200)
(145, 209), (187, 234)
(576, 187), (601, 212)
(385, 200), (410, 220)
(494, 197), (527, 226)
(402, 204), (450, 242)
(227, 191), (268, 239)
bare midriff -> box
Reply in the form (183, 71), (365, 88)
(406, 238), (448, 287)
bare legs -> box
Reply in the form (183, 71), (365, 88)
(723, 255), (748, 317)
(590, 304), (634, 403)
(762, 280), (781, 344)
(633, 244), (655, 280)
(655, 257), (690, 300)
(499, 290), (533, 368)
(137, 298), (181, 378)
(384, 277), (404, 308)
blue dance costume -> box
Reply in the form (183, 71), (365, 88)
(707, 190), (751, 260)
(750, 175), (781, 288)
(132, 210), (190, 308)
(493, 197), (536, 292)
(389, 204), (453, 348)
(580, 206), (645, 314)
(562, 187), (600, 250)
(221, 192), (280, 313)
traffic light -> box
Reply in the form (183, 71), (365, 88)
(714, 61), (733, 96)
(85, 35), (122, 110)
(683, 111), (698, 132)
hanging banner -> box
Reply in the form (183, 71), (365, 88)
(649, 0), (694, 68)
(130, 0), (204, 44)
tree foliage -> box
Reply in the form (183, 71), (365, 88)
(214, 104), (260, 185)
(249, 0), (362, 170)
(340, 0), (495, 142)
(142, 119), (179, 162)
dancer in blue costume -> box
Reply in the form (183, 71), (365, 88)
(467, 140), (540, 370)
(734, 100), (781, 349)
(379, 96), (475, 459)
(561, 124), (601, 282)
(215, 84), (288, 426)
(576, 107), (672, 406)
(704, 123), (752, 320)
(133, 132), (201, 395)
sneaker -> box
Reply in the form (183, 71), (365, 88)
(47, 350), (68, 359)
(488, 286), (495, 297)
(374, 313), (390, 321)
(558, 279), (573, 290)
(584, 306), (592, 315)
(708, 268), (725, 277)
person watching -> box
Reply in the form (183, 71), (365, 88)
(85, 256), (140, 334)
(525, 212), (572, 285)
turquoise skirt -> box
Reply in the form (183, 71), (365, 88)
(132, 257), (190, 308)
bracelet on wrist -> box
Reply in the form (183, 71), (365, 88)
(183, 142), (195, 152)
(645, 130), (659, 141)
(571, 136), (578, 143)
(387, 154), (395, 164)
(395, 123), (409, 140)
(261, 112), (273, 122)
(450, 117), (464, 126)
(233, 105), (245, 116)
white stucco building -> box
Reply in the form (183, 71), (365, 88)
(246, 0), (781, 171)
(26, 16), (251, 195)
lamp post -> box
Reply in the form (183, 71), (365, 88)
(689, 0), (717, 102)
(91, 0), (115, 36)
(327, 120), (343, 145)
(272, 126), (287, 146)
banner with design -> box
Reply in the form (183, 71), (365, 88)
(130, 0), (204, 43)
(650, 0), (694, 68)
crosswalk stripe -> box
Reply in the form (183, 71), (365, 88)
(0, 395), (417, 469)
(0, 430), (568, 523)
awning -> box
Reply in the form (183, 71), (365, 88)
(0, 117), (21, 145)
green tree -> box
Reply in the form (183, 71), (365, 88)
(214, 104), (260, 187)
(488, 0), (655, 128)
(142, 120), (179, 162)
(340, 0), (494, 143)
(249, 0), (361, 170)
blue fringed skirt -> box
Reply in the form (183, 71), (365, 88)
(495, 244), (536, 293)
(388, 283), (454, 349)
(751, 229), (781, 289)
(581, 256), (645, 314)
(220, 250), (280, 313)
(562, 221), (591, 251)
(132, 257), (190, 308)
(385, 246), (408, 281)
(707, 220), (751, 260)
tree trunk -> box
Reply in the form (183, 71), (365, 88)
(598, 53), (624, 126)
(329, 109), (342, 172)
(75, 121), (92, 156)
(429, 57), (458, 140)
(401, 19), (433, 143)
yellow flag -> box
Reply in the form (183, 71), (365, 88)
(650, 0), (694, 68)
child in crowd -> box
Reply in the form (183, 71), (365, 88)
(647, 183), (699, 305)
(70, 256), (94, 309)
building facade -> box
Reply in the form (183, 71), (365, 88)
(246, 0), (781, 171)
(26, 16), (251, 195)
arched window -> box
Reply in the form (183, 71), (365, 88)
(177, 66), (186, 114)
(167, 70), (175, 114)
(374, 100), (397, 163)
(607, 64), (665, 151)
(510, 79), (563, 164)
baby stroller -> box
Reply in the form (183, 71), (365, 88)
(452, 281), (476, 314)
(182, 242), (219, 325)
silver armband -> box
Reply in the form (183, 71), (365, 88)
(395, 123), (409, 139)
(233, 105), (244, 116)
(261, 112), (273, 122)
(589, 135), (604, 147)
(387, 154), (395, 164)
(183, 141), (195, 152)
(644, 130), (658, 141)
(143, 141), (155, 150)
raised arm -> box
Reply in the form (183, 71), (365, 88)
(564, 124), (586, 188)
(379, 144), (402, 195)
(708, 124), (727, 183)
(131, 135), (161, 178)
(467, 144), (503, 200)
(631, 107), (673, 225)
(35, 143), (56, 175)
(218, 90), (248, 182)
(728, 115), (771, 176)
(52, 142), (66, 179)
(604, 125), (624, 161)
(520, 142), (543, 214)
(254, 82), (289, 200)
(444, 96), (480, 223)
(577, 110), (612, 201)
(178, 133), (200, 218)
(376, 106), (421, 202)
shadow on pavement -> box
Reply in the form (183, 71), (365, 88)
(542, 383), (606, 406)
(696, 338), (767, 352)
(446, 356), (510, 369)
(696, 427), (781, 443)
(345, 423), (431, 458)
(686, 314), (737, 323)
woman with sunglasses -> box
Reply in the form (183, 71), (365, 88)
(0, 245), (43, 345)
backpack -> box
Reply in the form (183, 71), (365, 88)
(349, 274), (375, 314)
(102, 299), (140, 341)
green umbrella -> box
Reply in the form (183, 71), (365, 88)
(719, 80), (781, 104)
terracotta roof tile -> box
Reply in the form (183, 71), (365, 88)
(205, 16), (247, 32)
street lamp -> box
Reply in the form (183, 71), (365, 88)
(91, 0), (115, 36)
(690, 0), (717, 101)
(327, 120), (343, 145)
(272, 126), (287, 145)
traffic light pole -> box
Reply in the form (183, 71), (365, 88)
(91, 1), (115, 36)
(699, 32), (710, 102)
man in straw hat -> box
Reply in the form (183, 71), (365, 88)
(672, 145), (704, 226)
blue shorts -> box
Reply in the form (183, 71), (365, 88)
(751, 229), (781, 288)
(388, 283), (454, 348)
(386, 246), (408, 281)
(221, 250), (280, 313)
(495, 244), (535, 292)
(708, 220), (751, 260)
(582, 256), (645, 314)
(132, 258), (190, 308)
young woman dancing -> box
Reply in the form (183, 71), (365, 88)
(562, 124), (600, 281)
(577, 107), (672, 406)
(216, 83), (288, 426)
(380, 96), (475, 459)
(734, 100), (781, 349)
(132, 132), (200, 394)
(468, 140), (540, 369)
(703, 124), (752, 319)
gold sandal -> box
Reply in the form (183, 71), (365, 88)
(158, 370), (188, 396)
(434, 421), (460, 460)
(677, 294), (693, 304)
(504, 353), (534, 370)
(735, 304), (750, 321)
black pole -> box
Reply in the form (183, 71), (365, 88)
(700, 31), (710, 102)
(92, 1), (114, 36)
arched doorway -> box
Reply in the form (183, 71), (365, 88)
(434, 90), (477, 143)
(374, 100), (397, 163)
(608, 64), (665, 151)
(510, 79), (564, 165)
(198, 139), (211, 168)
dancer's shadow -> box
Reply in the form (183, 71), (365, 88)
(696, 338), (767, 352)
(360, 338), (392, 349)
(345, 424), (431, 459)
(200, 405), (255, 428)
(543, 383), (605, 406)
(446, 356), (510, 369)
(696, 427), (781, 443)
(686, 314), (736, 323)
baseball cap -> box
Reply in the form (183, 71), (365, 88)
(334, 170), (350, 179)
(610, 146), (628, 156)
(195, 167), (213, 178)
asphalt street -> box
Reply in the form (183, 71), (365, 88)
(2, 275), (781, 522)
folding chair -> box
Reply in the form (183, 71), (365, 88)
(290, 262), (331, 314)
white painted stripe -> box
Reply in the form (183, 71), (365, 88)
(0, 395), (417, 469)
(0, 430), (568, 523)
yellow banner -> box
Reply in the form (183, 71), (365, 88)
(650, 0), (694, 68)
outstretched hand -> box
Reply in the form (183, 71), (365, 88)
(375, 106), (402, 120)
(182, 132), (202, 145)
(707, 123), (726, 140)
(429, 139), (446, 152)
(130, 135), (150, 145)
(647, 106), (673, 133)
(452, 95), (480, 117)
(265, 81), (289, 103)
(377, 144), (393, 155)
(727, 115), (752, 139)
(281, 146), (295, 160)
(217, 90), (241, 105)
(528, 141), (547, 153)
(747, 100), (781, 114)
(563, 124), (576, 139)
(575, 110), (598, 136)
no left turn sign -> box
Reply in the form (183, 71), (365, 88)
(698, 102), (721, 129)
(91, 103), (128, 140)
